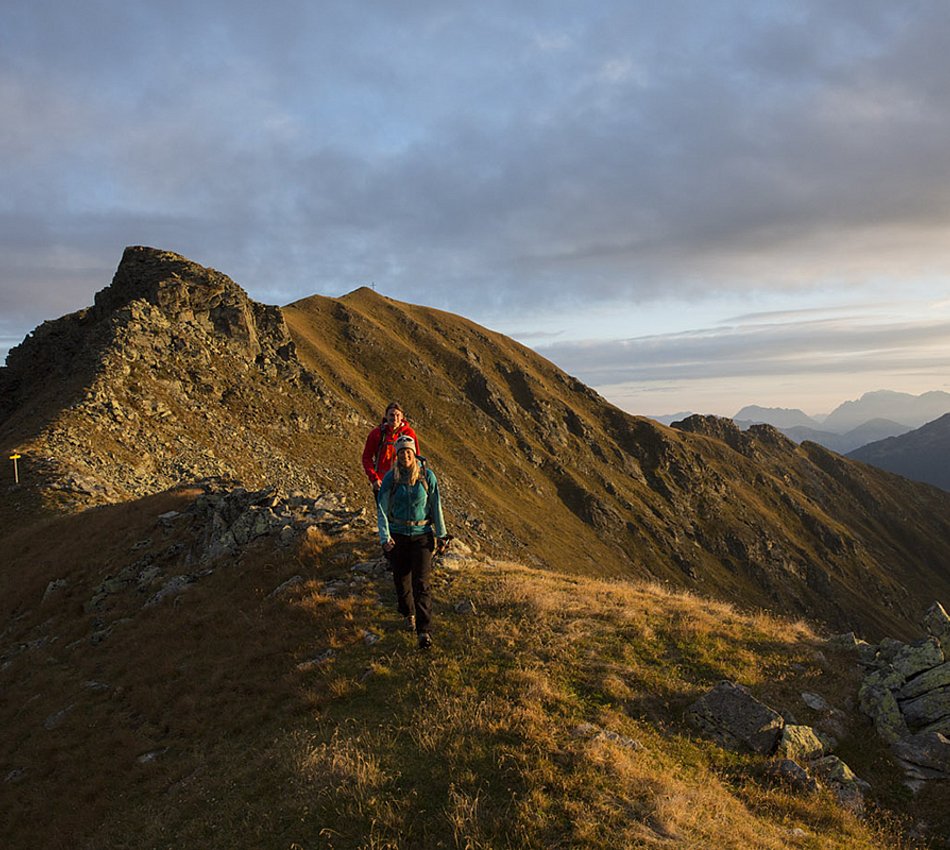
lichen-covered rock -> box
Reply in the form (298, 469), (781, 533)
(685, 681), (784, 755)
(899, 686), (950, 731)
(809, 756), (871, 814)
(891, 731), (950, 780)
(775, 725), (826, 761)
(898, 661), (950, 701)
(859, 680), (910, 744)
(875, 637), (944, 680)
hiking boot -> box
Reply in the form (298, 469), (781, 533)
(404, 615), (416, 632)
(417, 632), (433, 650)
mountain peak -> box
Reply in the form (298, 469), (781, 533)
(5, 247), (950, 641)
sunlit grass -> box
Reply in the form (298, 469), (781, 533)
(0, 508), (937, 849)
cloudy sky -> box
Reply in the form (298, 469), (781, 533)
(4, 1), (950, 417)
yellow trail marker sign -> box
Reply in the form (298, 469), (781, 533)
(10, 453), (21, 484)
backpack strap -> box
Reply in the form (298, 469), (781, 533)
(372, 422), (389, 473)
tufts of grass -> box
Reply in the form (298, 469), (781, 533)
(1, 514), (933, 849)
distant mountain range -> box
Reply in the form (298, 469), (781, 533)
(653, 390), (950, 455)
(848, 413), (950, 492)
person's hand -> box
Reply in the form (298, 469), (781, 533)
(372, 480), (381, 493)
(383, 539), (395, 553)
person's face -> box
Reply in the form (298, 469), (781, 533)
(386, 407), (404, 427)
(396, 447), (414, 467)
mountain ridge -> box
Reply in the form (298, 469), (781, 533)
(3, 248), (950, 640)
(4, 247), (950, 848)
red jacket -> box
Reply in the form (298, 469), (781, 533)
(361, 421), (419, 486)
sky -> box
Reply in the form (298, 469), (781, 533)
(3, 1), (950, 418)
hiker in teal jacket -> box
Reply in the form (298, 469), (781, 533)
(377, 434), (448, 650)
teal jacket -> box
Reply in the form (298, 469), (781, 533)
(377, 463), (447, 544)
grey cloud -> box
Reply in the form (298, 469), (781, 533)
(5, 1), (950, 342)
(535, 316), (950, 386)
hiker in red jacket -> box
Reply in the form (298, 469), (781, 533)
(361, 402), (419, 494)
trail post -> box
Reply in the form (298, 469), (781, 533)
(10, 453), (20, 484)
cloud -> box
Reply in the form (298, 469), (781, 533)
(4, 0), (950, 347)
(535, 315), (950, 387)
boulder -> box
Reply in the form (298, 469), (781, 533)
(891, 731), (950, 780)
(800, 691), (831, 712)
(898, 686), (950, 731)
(765, 759), (820, 794)
(685, 681), (784, 755)
(810, 755), (871, 814)
(897, 661), (950, 701)
(875, 637), (944, 680)
(775, 725), (825, 762)
(859, 679), (910, 744)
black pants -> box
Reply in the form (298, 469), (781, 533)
(391, 532), (434, 633)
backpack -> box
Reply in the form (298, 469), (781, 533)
(372, 419), (414, 473)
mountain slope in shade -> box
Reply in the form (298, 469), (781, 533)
(3, 247), (950, 639)
(766, 418), (913, 455)
(848, 413), (950, 492)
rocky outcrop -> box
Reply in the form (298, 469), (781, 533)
(851, 602), (950, 786)
(81, 480), (368, 621)
(1, 247), (363, 507)
(686, 681), (869, 812)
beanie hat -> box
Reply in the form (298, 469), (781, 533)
(394, 435), (417, 454)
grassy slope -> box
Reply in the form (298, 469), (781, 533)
(284, 289), (950, 640)
(2, 492), (945, 850)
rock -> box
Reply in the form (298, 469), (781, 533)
(571, 722), (640, 751)
(268, 575), (305, 598)
(859, 679), (910, 744)
(898, 686), (950, 731)
(42, 578), (68, 601)
(765, 759), (819, 794)
(875, 637), (944, 680)
(924, 602), (950, 650)
(891, 731), (950, 780)
(801, 691), (831, 712)
(297, 648), (336, 671)
(44, 705), (75, 730)
(685, 681), (784, 755)
(351, 560), (384, 576)
(897, 661), (950, 701)
(826, 631), (877, 662)
(145, 574), (201, 607)
(809, 756), (870, 814)
(775, 725), (825, 761)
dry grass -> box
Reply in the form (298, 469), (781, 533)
(0, 500), (935, 849)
